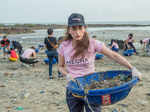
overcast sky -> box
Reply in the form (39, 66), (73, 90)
(0, 0), (150, 23)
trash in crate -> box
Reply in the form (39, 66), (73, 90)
(67, 70), (139, 105)
(84, 75), (132, 90)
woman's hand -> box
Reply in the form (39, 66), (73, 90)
(66, 74), (75, 82)
(131, 67), (142, 80)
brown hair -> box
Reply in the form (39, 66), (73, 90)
(30, 46), (35, 50)
(64, 26), (89, 58)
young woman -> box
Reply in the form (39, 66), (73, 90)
(110, 40), (119, 52)
(124, 33), (137, 54)
(58, 13), (142, 112)
(140, 38), (150, 52)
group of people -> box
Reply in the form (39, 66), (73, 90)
(0, 36), (39, 65)
(0, 13), (145, 112)
(109, 33), (150, 54)
(0, 36), (20, 61)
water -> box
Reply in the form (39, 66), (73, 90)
(87, 21), (150, 25)
(2, 20), (150, 25)
(87, 26), (150, 31)
(7, 26), (150, 40)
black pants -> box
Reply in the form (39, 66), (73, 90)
(20, 56), (39, 64)
(128, 42), (137, 53)
(66, 89), (101, 112)
(18, 48), (23, 55)
(124, 42), (137, 53)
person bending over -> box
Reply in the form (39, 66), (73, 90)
(20, 46), (39, 64)
(140, 38), (150, 52)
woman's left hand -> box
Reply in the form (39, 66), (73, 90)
(131, 67), (142, 80)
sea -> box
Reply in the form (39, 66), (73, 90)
(1, 20), (150, 26)
(1, 21), (150, 41)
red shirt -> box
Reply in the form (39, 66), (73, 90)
(10, 50), (18, 58)
(1, 39), (10, 47)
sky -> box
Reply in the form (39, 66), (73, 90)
(0, 0), (150, 23)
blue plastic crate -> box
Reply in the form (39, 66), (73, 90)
(35, 48), (39, 53)
(44, 58), (57, 64)
(123, 49), (134, 56)
(95, 54), (104, 60)
(67, 70), (139, 105)
(45, 50), (48, 54)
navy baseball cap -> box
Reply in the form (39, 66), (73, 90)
(68, 13), (86, 27)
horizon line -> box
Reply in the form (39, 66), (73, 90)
(1, 20), (150, 24)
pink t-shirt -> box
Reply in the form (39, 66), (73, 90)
(21, 48), (35, 58)
(143, 38), (150, 43)
(112, 42), (119, 49)
(57, 38), (104, 78)
(127, 37), (133, 42)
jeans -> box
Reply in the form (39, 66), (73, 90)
(47, 50), (61, 78)
(66, 89), (101, 112)
(112, 46), (119, 52)
(18, 48), (23, 55)
(128, 42), (137, 53)
(2, 46), (9, 53)
(146, 42), (150, 52)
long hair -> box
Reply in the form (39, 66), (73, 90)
(64, 26), (89, 58)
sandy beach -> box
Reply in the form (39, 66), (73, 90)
(0, 28), (150, 112)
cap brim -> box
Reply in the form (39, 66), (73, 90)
(68, 23), (86, 27)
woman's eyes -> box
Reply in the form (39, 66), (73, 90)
(72, 26), (83, 31)
(72, 27), (77, 30)
(79, 26), (83, 30)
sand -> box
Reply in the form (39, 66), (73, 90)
(0, 29), (150, 112)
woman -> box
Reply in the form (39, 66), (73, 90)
(110, 40), (119, 52)
(140, 38), (150, 52)
(58, 13), (142, 112)
(124, 33), (137, 54)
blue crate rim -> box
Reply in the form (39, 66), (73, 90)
(67, 70), (139, 96)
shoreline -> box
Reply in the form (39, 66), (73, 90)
(1, 23), (150, 35)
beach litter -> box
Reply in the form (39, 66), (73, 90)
(84, 75), (132, 90)
(40, 90), (45, 94)
(112, 109), (118, 112)
(16, 106), (24, 111)
(146, 93), (150, 96)
(0, 85), (6, 87)
(4, 72), (10, 76)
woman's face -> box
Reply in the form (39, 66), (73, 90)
(69, 25), (86, 41)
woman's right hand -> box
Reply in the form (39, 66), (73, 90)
(66, 74), (75, 82)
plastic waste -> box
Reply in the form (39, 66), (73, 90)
(16, 106), (24, 111)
